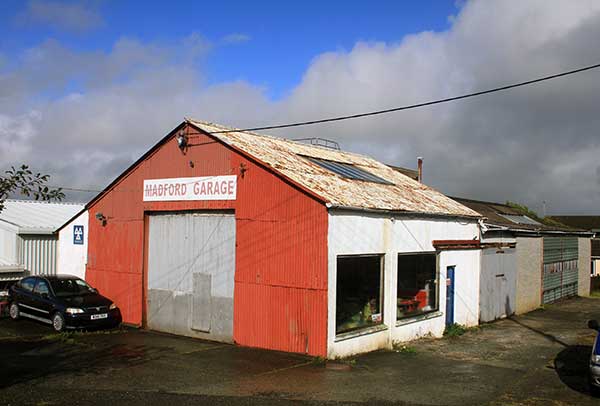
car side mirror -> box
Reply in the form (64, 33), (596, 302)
(588, 320), (599, 330)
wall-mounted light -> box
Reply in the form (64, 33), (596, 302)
(239, 162), (248, 178)
(95, 212), (107, 226)
(177, 130), (188, 152)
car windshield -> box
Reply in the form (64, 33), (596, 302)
(50, 278), (95, 297)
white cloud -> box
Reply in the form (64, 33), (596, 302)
(16, 0), (104, 32)
(221, 33), (251, 45)
(3, 0), (600, 213)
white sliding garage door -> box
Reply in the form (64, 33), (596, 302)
(479, 247), (517, 322)
(147, 212), (235, 342)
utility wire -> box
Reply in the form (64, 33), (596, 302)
(47, 63), (600, 194)
(208, 62), (600, 134)
(50, 186), (102, 193)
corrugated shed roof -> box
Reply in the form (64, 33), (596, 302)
(187, 119), (479, 218)
(452, 197), (588, 234)
(548, 216), (600, 232)
(0, 200), (84, 234)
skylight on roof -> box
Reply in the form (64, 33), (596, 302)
(306, 157), (393, 185)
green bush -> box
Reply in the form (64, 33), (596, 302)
(444, 323), (467, 337)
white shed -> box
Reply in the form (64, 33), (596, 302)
(0, 200), (84, 278)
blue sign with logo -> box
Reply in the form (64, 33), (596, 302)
(73, 225), (84, 245)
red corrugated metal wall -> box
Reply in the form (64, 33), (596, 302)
(87, 124), (328, 356)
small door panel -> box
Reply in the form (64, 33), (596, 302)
(445, 266), (455, 326)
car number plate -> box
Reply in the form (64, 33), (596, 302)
(91, 313), (108, 320)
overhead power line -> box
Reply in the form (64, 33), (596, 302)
(50, 186), (102, 193)
(44, 63), (600, 195)
(208, 62), (600, 134)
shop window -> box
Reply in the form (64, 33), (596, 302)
(397, 253), (438, 320)
(336, 255), (384, 335)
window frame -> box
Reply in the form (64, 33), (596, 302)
(396, 251), (440, 321)
(335, 253), (385, 336)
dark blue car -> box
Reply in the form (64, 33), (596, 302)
(8, 275), (122, 332)
(589, 320), (600, 395)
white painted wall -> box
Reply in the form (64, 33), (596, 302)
(57, 211), (88, 279)
(327, 211), (481, 359)
(0, 221), (19, 268)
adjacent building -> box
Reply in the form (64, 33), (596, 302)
(0, 200), (84, 288)
(84, 119), (483, 358)
(453, 198), (592, 322)
(548, 216), (600, 276)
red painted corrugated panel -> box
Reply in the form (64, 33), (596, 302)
(86, 124), (329, 355)
(234, 282), (328, 356)
(232, 153), (328, 291)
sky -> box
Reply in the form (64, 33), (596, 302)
(1, 0), (599, 214)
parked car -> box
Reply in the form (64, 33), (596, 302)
(589, 319), (600, 395)
(8, 275), (122, 332)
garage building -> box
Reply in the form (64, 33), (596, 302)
(453, 198), (592, 321)
(85, 119), (482, 358)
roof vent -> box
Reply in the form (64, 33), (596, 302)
(292, 137), (340, 150)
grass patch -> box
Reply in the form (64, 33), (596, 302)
(42, 327), (126, 343)
(42, 332), (77, 344)
(311, 356), (327, 365)
(590, 290), (600, 298)
(443, 323), (467, 337)
(394, 344), (417, 355)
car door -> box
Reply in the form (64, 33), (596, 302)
(15, 277), (38, 316)
(30, 278), (53, 321)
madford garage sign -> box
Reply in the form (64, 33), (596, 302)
(143, 175), (237, 201)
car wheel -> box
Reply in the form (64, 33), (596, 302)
(9, 303), (19, 320)
(52, 312), (65, 332)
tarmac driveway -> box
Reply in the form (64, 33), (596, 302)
(0, 297), (598, 406)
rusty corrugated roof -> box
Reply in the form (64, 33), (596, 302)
(187, 119), (479, 218)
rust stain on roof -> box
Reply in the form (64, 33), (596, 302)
(187, 119), (480, 218)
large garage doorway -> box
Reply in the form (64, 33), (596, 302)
(146, 212), (236, 342)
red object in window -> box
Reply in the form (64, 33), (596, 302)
(398, 289), (430, 311)
(415, 290), (428, 309)
(398, 298), (419, 313)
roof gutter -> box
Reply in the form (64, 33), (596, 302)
(18, 228), (56, 235)
(484, 223), (594, 237)
(328, 205), (481, 222)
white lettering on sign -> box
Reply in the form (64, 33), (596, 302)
(143, 176), (237, 202)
